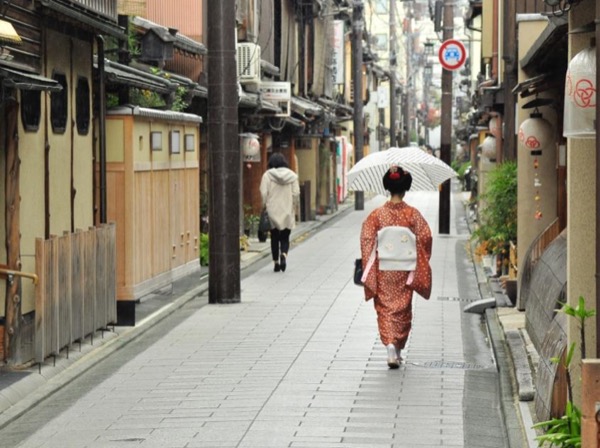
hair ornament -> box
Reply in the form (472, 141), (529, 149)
(389, 165), (401, 180)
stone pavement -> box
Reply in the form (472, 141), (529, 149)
(0, 189), (534, 447)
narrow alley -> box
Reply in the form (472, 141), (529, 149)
(0, 189), (511, 448)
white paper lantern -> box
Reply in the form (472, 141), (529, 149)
(481, 136), (497, 160)
(518, 113), (555, 153)
(241, 133), (260, 161)
(488, 117), (500, 138)
(564, 45), (596, 138)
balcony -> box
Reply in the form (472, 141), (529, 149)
(71, 0), (118, 21)
(40, 0), (125, 38)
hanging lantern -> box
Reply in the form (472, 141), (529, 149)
(480, 135), (497, 160)
(240, 133), (261, 162)
(488, 117), (500, 138)
(564, 44), (596, 138)
(518, 112), (555, 155)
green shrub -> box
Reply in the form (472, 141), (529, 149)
(456, 161), (471, 180)
(472, 161), (517, 254)
(200, 233), (209, 266)
(532, 297), (596, 447)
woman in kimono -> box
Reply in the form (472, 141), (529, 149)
(360, 165), (432, 368)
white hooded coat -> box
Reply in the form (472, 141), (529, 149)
(260, 167), (300, 230)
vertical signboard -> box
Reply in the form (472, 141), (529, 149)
(330, 20), (344, 85)
(377, 86), (388, 109)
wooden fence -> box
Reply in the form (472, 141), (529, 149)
(34, 224), (117, 363)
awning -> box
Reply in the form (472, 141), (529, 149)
(291, 96), (323, 117)
(239, 89), (282, 114)
(511, 73), (557, 98)
(132, 62), (208, 99)
(520, 15), (567, 75)
(318, 97), (354, 115)
(39, 0), (127, 39)
(284, 116), (305, 129)
(0, 67), (62, 92)
(107, 105), (202, 124)
(100, 59), (174, 94)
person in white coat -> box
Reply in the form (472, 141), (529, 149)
(260, 152), (300, 272)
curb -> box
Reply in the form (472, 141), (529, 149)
(465, 203), (535, 448)
(486, 307), (531, 448)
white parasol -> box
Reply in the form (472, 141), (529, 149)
(347, 146), (458, 195)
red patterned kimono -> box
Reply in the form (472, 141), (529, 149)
(360, 201), (432, 349)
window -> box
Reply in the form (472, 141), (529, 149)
(50, 71), (68, 133)
(170, 130), (180, 154)
(374, 34), (388, 51)
(374, 0), (387, 14)
(21, 90), (41, 132)
(151, 131), (162, 151)
(76, 77), (90, 135)
(184, 134), (195, 152)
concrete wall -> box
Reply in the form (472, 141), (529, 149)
(566, 1), (597, 405)
(516, 15), (558, 307)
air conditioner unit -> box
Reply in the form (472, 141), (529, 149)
(237, 43), (261, 90)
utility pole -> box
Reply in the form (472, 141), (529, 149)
(404, 17), (412, 146)
(207, 1), (241, 303)
(352, 0), (364, 210)
(439, 0), (453, 234)
(503, 0), (517, 161)
(389, 0), (397, 147)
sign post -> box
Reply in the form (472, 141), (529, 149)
(438, 39), (467, 72)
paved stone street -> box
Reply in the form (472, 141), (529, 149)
(0, 190), (510, 447)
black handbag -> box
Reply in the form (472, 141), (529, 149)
(353, 258), (363, 285)
(259, 209), (270, 233)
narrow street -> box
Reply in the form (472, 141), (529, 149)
(0, 189), (509, 448)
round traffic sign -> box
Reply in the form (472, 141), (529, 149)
(438, 39), (467, 71)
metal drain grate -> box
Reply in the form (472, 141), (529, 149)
(417, 360), (489, 370)
(437, 296), (470, 302)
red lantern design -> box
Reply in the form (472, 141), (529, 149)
(564, 45), (596, 138)
(518, 112), (554, 154)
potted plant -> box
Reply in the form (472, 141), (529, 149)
(533, 296), (596, 447)
(471, 161), (517, 277)
(243, 205), (260, 238)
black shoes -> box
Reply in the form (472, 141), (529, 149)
(280, 254), (287, 272)
(274, 263), (281, 272)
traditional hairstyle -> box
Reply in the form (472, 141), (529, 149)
(268, 152), (289, 169)
(382, 165), (412, 195)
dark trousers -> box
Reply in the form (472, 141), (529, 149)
(270, 228), (291, 261)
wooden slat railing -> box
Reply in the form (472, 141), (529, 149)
(34, 224), (117, 363)
(529, 219), (561, 267)
(72, 0), (118, 21)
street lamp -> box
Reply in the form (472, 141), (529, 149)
(424, 41), (434, 57)
(424, 63), (433, 81)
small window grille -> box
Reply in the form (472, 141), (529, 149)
(21, 90), (41, 132)
(76, 77), (90, 135)
(50, 72), (68, 134)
